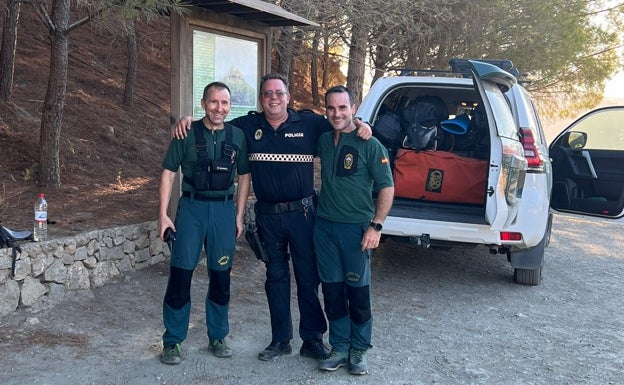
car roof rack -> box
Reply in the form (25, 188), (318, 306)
(449, 58), (521, 78)
(387, 59), (528, 84)
(387, 68), (463, 77)
(388, 59), (521, 78)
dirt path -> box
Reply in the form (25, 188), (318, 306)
(1, 213), (623, 385)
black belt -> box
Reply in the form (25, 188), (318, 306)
(255, 195), (314, 214)
(182, 191), (233, 201)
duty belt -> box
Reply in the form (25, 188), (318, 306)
(255, 195), (314, 214)
(182, 191), (233, 202)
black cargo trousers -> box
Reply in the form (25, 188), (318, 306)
(254, 198), (328, 344)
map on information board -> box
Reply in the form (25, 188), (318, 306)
(192, 30), (259, 119)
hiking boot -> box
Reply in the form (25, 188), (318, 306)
(318, 349), (348, 371)
(300, 339), (331, 360)
(348, 348), (368, 375)
(209, 338), (232, 358)
(161, 343), (181, 365)
(258, 341), (292, 362)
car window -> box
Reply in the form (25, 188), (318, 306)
(527, 99), (547, 146)
(482, 81), (518, 140)
(570, 108), (624, 150)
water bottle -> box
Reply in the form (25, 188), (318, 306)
(33, 193), (48, 242)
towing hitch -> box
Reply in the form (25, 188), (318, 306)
(409, 234), (430, 249)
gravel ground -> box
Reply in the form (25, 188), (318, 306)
(0, 213), (623, 385)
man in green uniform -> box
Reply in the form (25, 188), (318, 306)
(158, 81), (251, 364)
(314, 85), (394, 375)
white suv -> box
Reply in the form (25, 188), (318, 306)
(356, 59), (624, 285)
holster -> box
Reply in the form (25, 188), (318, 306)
(163, 227), (176, 253)
(244, 223), (268, 263)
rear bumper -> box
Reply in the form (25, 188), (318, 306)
(382, 174), (550, 250)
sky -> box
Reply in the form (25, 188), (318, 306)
(604, 71), (624, 98)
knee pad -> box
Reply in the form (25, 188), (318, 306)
(347, 285), (371, 324)
(164, 266), (194, 309)
(322, 282), (348, 321)
(208, 268), (231, 306)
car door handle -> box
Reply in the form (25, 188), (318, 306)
(581, 150), (598, 179)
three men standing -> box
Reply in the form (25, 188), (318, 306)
(161, 80), (392, 376)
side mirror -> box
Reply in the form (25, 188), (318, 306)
(560, 131), (587, 149)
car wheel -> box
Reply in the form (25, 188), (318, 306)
(514, 267), (542, 286)
(509, 224), (548, 286)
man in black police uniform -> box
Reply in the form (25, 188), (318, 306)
(173, 73), (372, 362)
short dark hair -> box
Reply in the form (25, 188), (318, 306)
(325, 85), (354, 106)
(203, 81), (231, 100)
(259, 73), (289, 92)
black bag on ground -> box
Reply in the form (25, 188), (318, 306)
(0, 224), (31, 277)
(0, 225), (15, 250)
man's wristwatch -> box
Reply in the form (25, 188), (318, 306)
(369, 221), (383, 231)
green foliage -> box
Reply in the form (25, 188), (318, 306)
(465, 0), (621, 116)
(23, 163), (38, 182)
(279, 0), (623, 117)
(73, 0), (187, 34)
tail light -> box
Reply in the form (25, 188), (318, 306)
(520, 128), (543, 169)
(500, 232), (522, 241)
(501, 139), (527, 206)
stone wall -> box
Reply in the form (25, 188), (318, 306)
(0, 221), (169, 316)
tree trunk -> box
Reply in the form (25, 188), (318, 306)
(276, 27), (304, 109)
(371, 42), (391, 86)
(310, 30), (320, 107)
(346, 21), (368, 105)
(276, 28), (294, 78)
(0, 0), (22, 101)
(123, 20), (138, 109)
(39, 0), (70, 187)
(322, 33), (329, 89)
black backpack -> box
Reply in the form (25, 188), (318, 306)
(373, 110), (403, 148)
(452, 104), (490, 159)
(400, 95), (453, 152)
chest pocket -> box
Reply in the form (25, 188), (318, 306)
(335, 145), (359, 177)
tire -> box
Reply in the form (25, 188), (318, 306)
(514, 267), (542, 286)
(509, 224), (548, 286)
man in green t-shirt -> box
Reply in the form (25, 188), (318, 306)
(314, 85), (394, 375)
(158, 82), (251, 364)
